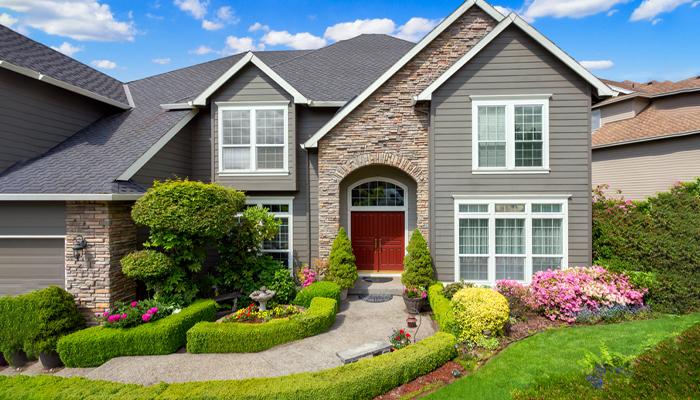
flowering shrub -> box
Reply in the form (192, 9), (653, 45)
(528, 267), (646, 323)
(451, 288), (509, 343)
(223, 303), (301, 323)
(98, 299), (176, 329)
(443, 281), (475, 300)
(404, 287), (428, 299)
(495, 280), (533, 319)
(389, 329), (411, 350)
(297, 267), (317, 288)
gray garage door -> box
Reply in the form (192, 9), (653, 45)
(0, 238), (65, 296)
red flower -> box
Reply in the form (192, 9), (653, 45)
(406, 333), (411, 338)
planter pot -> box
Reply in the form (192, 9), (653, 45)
(0, 352), (7, 367)
(39, 351), (63, 369)
(340, 288), (348, 301)
(403, 296), (425, 315)
(7, 350), (28, 368)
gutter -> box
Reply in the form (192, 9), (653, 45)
(0, 193), (143, 201)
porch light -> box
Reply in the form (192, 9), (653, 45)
(72, 235), (88, 261)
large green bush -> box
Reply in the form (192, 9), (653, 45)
(25, 287), (84, 355)
(0, 292), (38, 361)
(121, 250), (181, 301)
(292, 281), (341, 309)
(187, 297), (337, 353)
(592, 181), (700, 313)
(451, 287), (509, 343)
(0, 332), (457, 400)
(428, 283), (458, 335)
(57, 300), (216, 367)
(326, 227), (358, 290)
(401, 229), (434, 288)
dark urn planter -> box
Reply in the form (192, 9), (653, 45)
(7, 350), (28, 368)
(39, 351), (63, 369)
(0, 352), (7, 367)
(403, 296), (425, 315)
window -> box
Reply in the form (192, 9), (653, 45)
(246, 198), (293, 268)
(591, 109), (601, 132)
(351, 180), (405, 207)
(218, 104), (288, 173)
(454, 198), (567, 284)
(471, 96), (550, 172)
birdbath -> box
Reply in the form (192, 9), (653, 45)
(249, 287), (276, 311)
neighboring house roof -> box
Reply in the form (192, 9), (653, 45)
(0, 25), (130, 109)
(594, 76), (700, 108)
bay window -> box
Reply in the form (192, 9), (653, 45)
(246, 198), (293, 268)
(454, 197), (567, 284)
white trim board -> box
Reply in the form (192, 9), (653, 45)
(0, 59), (131, 110)
(0, 193), (142, 201)
(302, 0), (506, 149)
(415, 13), (615, 102)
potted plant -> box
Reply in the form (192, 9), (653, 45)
(5, 350), (28, 368)
(401, 230), (435, 289)
(327, 228), (358, 301)
(403, 287), (427, 314)
(388, 328), (412, 350)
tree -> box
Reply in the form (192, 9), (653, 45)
(401, 229), (434, 288)
(327, 227), (358, 289)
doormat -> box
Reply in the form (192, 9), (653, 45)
(360, 294), (394, 303)
(361, 277), (393, 283)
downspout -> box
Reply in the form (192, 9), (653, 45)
(303, 144), (312, 266)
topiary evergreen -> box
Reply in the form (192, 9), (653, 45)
(326, 227), (358, 290)
(401, 229), (435, 288)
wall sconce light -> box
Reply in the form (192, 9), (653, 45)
(72, 235), (88, 261)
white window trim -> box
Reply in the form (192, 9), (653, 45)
(453, 196), (568, 285)
(246, 197), (294, 269)
(471, 96), (550, 174)
(217, 104), (289, 175)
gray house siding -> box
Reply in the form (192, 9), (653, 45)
(593, 134), (700, 200)
(0, 202), (65, 235)
(430, 26), (592, 281)
(133, 125), (193, 188)
(0, 68), (110, 173)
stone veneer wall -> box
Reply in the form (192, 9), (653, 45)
(317, 7), (497, 257)
(65, 201), (137, 316)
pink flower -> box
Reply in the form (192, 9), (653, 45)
(142, 313), (152, 322)
(131, 301), (138, 307)
(107, 314), (120, 323)
(102, 311), (109, 317)
(148, 307), (158, 314)
(121, 313), (127, 320)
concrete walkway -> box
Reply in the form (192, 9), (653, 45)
(1, 296), (435, 385)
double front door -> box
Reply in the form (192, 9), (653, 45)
(350, 211), (405, 272)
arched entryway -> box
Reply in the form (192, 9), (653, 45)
(339, 165), (417, 274)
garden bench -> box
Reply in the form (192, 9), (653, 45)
(336, 341), (393, 364)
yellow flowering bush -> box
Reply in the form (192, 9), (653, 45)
(450, 287), (510, 343)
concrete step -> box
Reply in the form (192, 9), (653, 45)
(349, 276), (403, 296)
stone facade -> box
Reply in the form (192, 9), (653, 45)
(65, 201), (137, 316)
(317, 7), (497, 257)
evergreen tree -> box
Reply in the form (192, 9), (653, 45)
(402, 229), (435, 288)
(327, 227), (358, 289)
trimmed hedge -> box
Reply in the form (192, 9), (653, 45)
(0, 332), (457, 400)
(0, 291), (39, 360)
(187, 297), (337, 353)
(428, 283), (457, 335)
(57, 300), (216, 367)
(292, 281), (341, 309)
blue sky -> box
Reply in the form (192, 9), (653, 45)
(0, 0), (698, 83)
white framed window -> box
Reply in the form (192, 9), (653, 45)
(591, 109), (601, 132)
(246, 198), (293, 268)
(454, 196), (568, 284)
(218, 103), (288, 174)
(471, 95), (550, 173)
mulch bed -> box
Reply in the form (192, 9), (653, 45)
(374, 361), (467, 400)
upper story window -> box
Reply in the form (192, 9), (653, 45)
(218, 104), (288, 174)
(471, 96), (550, 173)
(591, 109), (601, 132)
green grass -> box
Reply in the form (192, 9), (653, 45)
(427, 313), (700, 400)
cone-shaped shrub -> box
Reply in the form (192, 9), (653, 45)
(326, 228), (358, 289)
(401, 229), (434, 288)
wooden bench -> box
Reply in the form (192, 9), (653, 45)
(336, 341), (393, 364)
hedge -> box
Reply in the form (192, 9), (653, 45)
(0, 291), (39, 360)
(428, 283), (457, 335)
(292, 281), (341, 309)
(187, 297), (337, 353)
(0, 332), (457, 400)
(57, 300), (216, 367)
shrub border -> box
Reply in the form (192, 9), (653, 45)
(428, 283), (458, 335)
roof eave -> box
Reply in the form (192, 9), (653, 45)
(0, 193), (143, 201)
(593, 129), (700, 150)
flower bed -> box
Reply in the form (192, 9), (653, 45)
(97, 299), (177, 328)
(186, 297), (337, 353)
(223, 303), (301, 323)
(0, 332), (457, 400)
(57, 300), (216, 367)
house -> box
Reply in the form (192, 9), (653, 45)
(592, 77), (700, 199)
(0, 0), (613, 312)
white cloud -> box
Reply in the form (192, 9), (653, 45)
(50, 41), (82, 56)
(262, 30), (327, 50)
(0, 12), (18, 27)
(173, 0), (208, 20)
(523, 0), (627, 21)
(216, 6), (235, 21)
(202, 19), (223, 30)
(607, 9), (620, 16)
(190, 45), (214, 55)
(651, 17), (663, 24)
(394, 17), (440, 41)
(580, 60), (615, 70)
(494, 5), (511, 15)
(630, 0), (692, 21)
(91, 59), (117, 69)
(152, 57), (171, 64)
(693, 1), (700, 7)
(146, 13), (164, 20)
(249, 22), (269, 32)
(0, 0), (136, 41)
(492, 6), (535, 22)
(323, 18), (395, 42)
(223, 36), (263, 54)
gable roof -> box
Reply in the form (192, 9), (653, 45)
(593, 76), (700, 109)
(302, 0), (506, 149)
(415, 13), (615, 102)
(0, 25), (130, 109)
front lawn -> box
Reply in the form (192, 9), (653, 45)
(427, 313), (700, 400)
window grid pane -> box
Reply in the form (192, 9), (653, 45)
(459, 204), (488, 213)
(222, 110), (250, 145)
(351, 181), (404, 207)
(222, 147), (250, 170)
(532, 219), (563, 255)
(514, 105), (543, 167)
(496, 219), (525, 254)
(477, 106), (506, 168)
(263, 217), (288, 251)
(255, 109), (284, 145)
(532, 204), (562, 213)
(256, 147), (284, 170)
(495, 204), (525, 213)
(459, 219), (488, 255)
(460, 256), (488, 281)
(496, 257), (525, 280)
(533, 257), (562, 273)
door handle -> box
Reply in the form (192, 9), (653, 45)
(379, 238), (382, 251)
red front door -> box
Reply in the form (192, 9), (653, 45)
(351, 211), (405, 272)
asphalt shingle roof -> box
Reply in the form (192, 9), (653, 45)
(0, 34), (415, 194)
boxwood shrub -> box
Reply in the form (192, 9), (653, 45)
(292, 281), (341, 309)
(57, 300), (216, 367)
(187, 297), (337, 353)
(0, 332), (457, 400)
(428, 283), (458, 335)
(0, 291), (38, 361)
